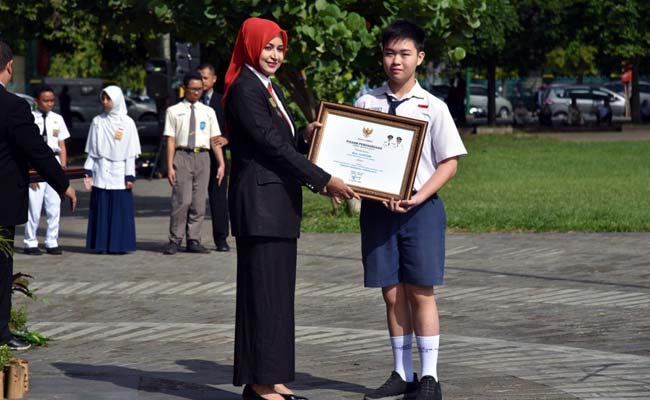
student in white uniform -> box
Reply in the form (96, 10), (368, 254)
(23, 85), (70, 255)
(356, 21), (467, 400)
(84, 85), (141, 254)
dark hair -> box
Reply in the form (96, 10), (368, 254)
(382, 20), (425, 52)
(0, 40), (13, 72)
(197, 62), (216, 74)
(183, 71), (203, 87)
(35, 84), (55, 99)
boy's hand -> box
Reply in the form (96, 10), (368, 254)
(64, 186), (77, 212)
(167, 169), (177, 186)
(216, 165), (225, 186)
(383, 195), (422, 213)
(126, 181), (134, 190)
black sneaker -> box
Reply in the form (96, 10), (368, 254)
(364, 371), (418, 400)
(3, 337), (31, 351)
(186, 240), (209, 254)
(415, 376), (441, 400)
(23, 247), (42, 256)
(163, 242), (179, 255)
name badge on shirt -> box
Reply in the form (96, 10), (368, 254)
(200, 121), (206, 131)
(115, 128), (124, 140)
(52, 120), (59, 137)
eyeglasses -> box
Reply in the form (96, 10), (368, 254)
(187, 87), (203, 93)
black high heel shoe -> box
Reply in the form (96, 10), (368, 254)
(242, 384), (265, 400)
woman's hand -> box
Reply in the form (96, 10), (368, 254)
(324, 176), (358, 202)
(304, 121), (322, 144)
(83, 176), (92, 191)
(211, 136), (229, 147)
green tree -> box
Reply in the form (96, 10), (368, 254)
(585, 1), (650, 122)
(467, 0), (519, 124)
(1, 0), (487, 121)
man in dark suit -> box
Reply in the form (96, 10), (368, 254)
(0, 40), (77, 350)
(198, 63), (230, 252)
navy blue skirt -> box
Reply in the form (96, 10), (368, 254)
(86, 188), (136, 253)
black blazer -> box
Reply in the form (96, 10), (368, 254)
(208, 91), (226, 134)
(0, 85), (69, 226)
(225, 67), (330, 239)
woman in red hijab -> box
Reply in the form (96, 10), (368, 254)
(223, 17), (356, 400)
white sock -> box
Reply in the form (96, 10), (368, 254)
(390, 335), (414, 382)
(417, 335), (439, 381)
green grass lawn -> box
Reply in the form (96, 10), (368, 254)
(302, 134), (650, 233)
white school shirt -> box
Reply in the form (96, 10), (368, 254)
(84, 157), (136, 190)
(32, 109), (70, 153)
(354, 81), (467, 191)
(163, 99), (221, 148)
(245, 64), (295, 136)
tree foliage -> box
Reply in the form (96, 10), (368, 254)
(1, 0), (487, 121)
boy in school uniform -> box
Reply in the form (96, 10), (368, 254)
(23, 85), (71, 255)
(355, 21), (467, 400)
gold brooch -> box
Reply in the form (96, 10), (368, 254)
(269, 97), (277, 108)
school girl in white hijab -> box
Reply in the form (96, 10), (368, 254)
(84, 85), (141, 253)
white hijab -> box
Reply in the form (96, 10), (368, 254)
(85, 85), (141, 161)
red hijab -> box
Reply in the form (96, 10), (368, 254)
(223, 17), (288, 103)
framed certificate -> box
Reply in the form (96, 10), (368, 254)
(308, 101), (428, 201)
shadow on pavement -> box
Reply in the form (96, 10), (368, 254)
(53, 359), (369, 398)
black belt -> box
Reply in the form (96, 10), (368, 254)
(176, 147), (208, 153)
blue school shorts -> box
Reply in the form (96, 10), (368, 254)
(360, 195), (446, 288)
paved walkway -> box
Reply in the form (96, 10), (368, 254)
(11, 179), (650, 399)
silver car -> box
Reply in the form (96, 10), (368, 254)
(542, 84), (625, 121)
(429, 83), (513, 119)
(468, 84), (513, 119)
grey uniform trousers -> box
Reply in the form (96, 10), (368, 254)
(168, 150), (210, 244)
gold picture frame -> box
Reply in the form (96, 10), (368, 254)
(308, 101), (428, 201)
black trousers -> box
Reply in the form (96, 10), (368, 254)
(0, 226), (15, 343)
(233, 236), (297, 386)
(208, 152), (229, 245)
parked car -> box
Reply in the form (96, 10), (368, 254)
(125, 96), (158, 122)
(603, 80), (650, 104)
(41, 77), (158, 123)
(468, 84), (513, 119)
(429, 83), (513, 119)
(542, 84), (625, 121)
